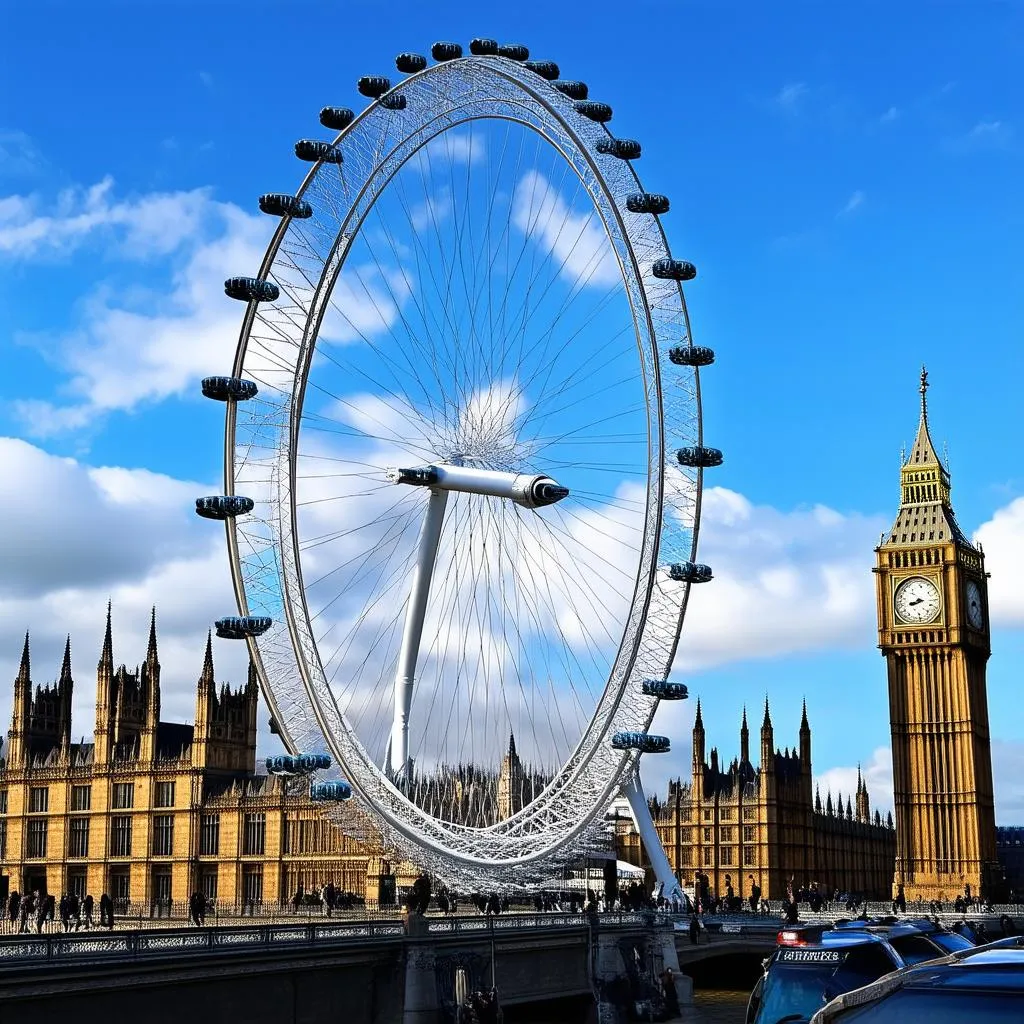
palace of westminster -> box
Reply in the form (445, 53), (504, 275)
(0, 373), (1016, 908)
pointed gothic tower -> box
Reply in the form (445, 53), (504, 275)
(691, 698), (706, 802)
(497, 732), (524, 821)
(855, 766), (871, 823)
(874, 368), (997, 898)
(739, 705), (750, 764)
(139, 607), (161, 761)
(7, 633), (32, 767)
(94, 602), (116, 764)
(759, 698), (775, 801)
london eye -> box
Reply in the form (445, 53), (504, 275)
(199, 39), (719, 892)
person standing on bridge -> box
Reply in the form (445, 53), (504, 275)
(99, 892), (113, 929)
(748, 875), (762, 913)
(82, 893), (94, 929)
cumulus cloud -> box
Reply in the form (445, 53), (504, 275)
(974, 496), (1024, 626)
(512, 170), (620, 288)
(0, 437), (251, 744)
(674, 487), (887, 671)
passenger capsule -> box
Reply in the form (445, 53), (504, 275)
(195, 495), (255, 520)
(266, 754), (299, 775)
(380, 94), (407, 111)
(668, 345), (715, 367)
(295, 140), (343, 164)
(641, 679), (689, 700)
(320, 106), (355, 131)
(201, 376), (259, 402)
(522, 60), (559, 80)
(553, 80), (589, 100)
(677, 446), (723, 468)
(626, 193), (670, 215)
(575, 101), (612, 123)
(269, 717), (282, 736)
(497, 44), (529, 61)
(396, 53), (428, 73)
(652, 258), (697, 282)
(258, 193), (313, 219)
(431, 42), (463, 61)
(215, 615), (273, 639)
(596, 138), (641, 159)
(611, 732), (671, 754)
(469, 38), (499, 56)
(668, 562), (714, 584)
(311, 780), (353, 801)
(224, 277), (279, 302)
(358, 76), (391, 98)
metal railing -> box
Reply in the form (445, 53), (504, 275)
(0, 910), (669, 970)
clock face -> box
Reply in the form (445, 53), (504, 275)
(894, 577), (941, 625)
(966, 580), (985, 630)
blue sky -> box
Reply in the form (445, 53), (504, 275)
(1, 2), (1022, 818)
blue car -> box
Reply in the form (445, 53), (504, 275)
(746, 926), (907, 1024)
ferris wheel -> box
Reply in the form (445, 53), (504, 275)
(198, 39), (719, 892)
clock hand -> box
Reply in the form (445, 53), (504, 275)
(908, 598), (923, 606)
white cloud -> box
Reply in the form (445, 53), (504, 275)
(512, 170), (619, 288)
(674, 487), (887, 671)
(0, 437), (252, 742)
(0, 177), (213, 258)
(946, 120), (1014, 153)
(838, 190), (865, 217)
(879, 106), (900, 124)
(975, 497), (1024, 627)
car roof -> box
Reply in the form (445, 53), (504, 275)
(809, 939), (1024, 1022)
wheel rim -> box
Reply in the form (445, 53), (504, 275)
(224, 54), (704, 882)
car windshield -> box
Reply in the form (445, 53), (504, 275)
(756, 947), (899, 1024)
(929, 931), (974, 954)
(838, 989), (1024, 1023)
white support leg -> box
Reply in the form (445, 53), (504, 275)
(622, 771), (688, 906)
(390, 487), (449, 780)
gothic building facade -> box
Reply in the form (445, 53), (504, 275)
(874, 370), (999, 899)
(0, 607), (402, 908)
(617, 702), (896, 902)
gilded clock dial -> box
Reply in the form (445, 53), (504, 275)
(894, 577), (941, 624)
(966, 579), (985, 630)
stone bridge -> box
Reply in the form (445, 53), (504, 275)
(0, 912), (682, 1024)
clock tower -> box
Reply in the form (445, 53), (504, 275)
(874, 368), (997, 900)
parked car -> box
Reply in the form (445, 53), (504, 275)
(745, 925), (907, 1024)
(809, 936), (1024, 1023)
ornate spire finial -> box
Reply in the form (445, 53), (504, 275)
(200, 630), (215, 685)
(761, 695), (772, 730)
(59, 635), (72, 684)
(100, 601), (113, 671)
(694, 696), (703, 728)
(800, 698), (809, 730)
(17, 631), (30, 683)
(920, 364), (929, 414)
(741, 704), (748, 729)
(147, 606), (158, 662)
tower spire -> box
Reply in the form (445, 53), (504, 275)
(146, 606), (159, 664)
(99, 600), (113, 673)
(906, 365), (940, 468)
(740, 704), (749, 763)
(17, 631), (30, 683)
(761, 695), (772, 731)
(201, 630), (215, 684)
(694, 696), (703, 729)
(59, 635), (72, 685)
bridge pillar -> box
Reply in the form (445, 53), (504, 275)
(403, 913), (441, 1024)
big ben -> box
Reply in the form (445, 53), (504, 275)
(874, 368), (998, 900)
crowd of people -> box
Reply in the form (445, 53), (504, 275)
(4, 891), (114, 933)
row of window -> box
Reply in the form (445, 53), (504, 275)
(19, 813), (268, 859)
(6, 782), (178, 815)
(671, 845), (758, 867)
(662, 825), (760, 844)
(678, 806), (759, 823)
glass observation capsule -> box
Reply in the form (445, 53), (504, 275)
(224, 277), (279, 302)
(319, 106), (355, 131)
(597, 138), (641, 159)
(195, 495), (255, 520)
(575, 101), (612, 123)
(497, 43), (529, 61)
(215, 615), (273, 639)
(295, 140), (343, 164)
(311, 780), (353, 801)
(380, 94), (407, 111)
(652, 258), (697, 282)
(669, 345), (715, 367)
(641, 679), (689, 700)
(258, 193), (312, 219)
(266, 754), (299, 775)
(396, 53), (428, 73)
(626, 193), (670, 215)
(358, 76), (391, 98)
(522, 60), (559, 80)
(611, 732), (671, 754)
(431, 42), (463, 61)
(469, 38), (499, 55)
(668, 562), (714, 584)
(553, 80), (589, 100)
(677, 446), (723, 468)
(297, 752), (332, 772)
(201, 376), (258, 402)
